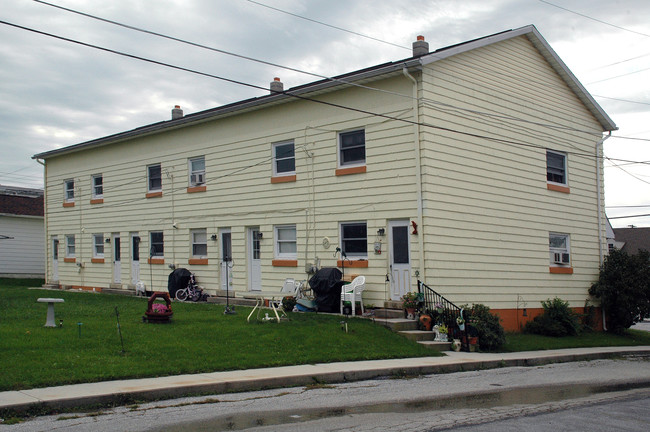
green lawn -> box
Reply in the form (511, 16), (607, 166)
(503, 329), (650, 352)
(0, 279), (435, 391)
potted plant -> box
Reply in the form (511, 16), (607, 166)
(401, 292), (420, 319)
(282, 296), (297, 312)
(144, 291), (173, 323)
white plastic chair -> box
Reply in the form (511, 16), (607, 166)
(340, 275), (366, 315)
(272, 278), (297, 309)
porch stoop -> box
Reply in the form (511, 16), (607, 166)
(376, 315), (452, 352)
(207, 292), (257, 307)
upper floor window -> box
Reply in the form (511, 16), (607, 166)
(93, 234), (104, 258)
(92, 174), (103, 198)
(339, 129), (366, 167)
(273, 141), (295, 176)
(189, 157), (206, 186)
(65, 234), (75, 257)
(549, 232), (570, 266)
(191, 229), (207, 258)
(547, 150), (567, 185)
(148, 164), (162, 192)
(341, 222), (367, 257)
(150, 231), (164, 257)
(64, 179), (75, 202)
(275, 225), (297, 258)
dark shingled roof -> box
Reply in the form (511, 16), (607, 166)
(0, 194), (44, 217)
(613, 227), (650, 254)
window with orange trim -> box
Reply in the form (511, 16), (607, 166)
(339, 129), (365, 168)
(546, 150), (568, 190)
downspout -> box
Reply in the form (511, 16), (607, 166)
(596, 131), (612, 331)
(35, 158), (48, 283)
(402, 66), (425, 283)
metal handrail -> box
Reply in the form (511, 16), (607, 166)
(417, 279), (468, 349)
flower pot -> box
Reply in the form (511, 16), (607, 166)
(419, 314), (433, 331)
(405, 308), (416, 320)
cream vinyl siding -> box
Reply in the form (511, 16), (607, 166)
(0, 215), (44, 277)
(419, 35), (603, 307)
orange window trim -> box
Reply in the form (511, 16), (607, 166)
(63, 257), (76, 263)
(90, 198), (104, 205)
(547, 183), (570, 194)
(271, 175), (297, 184)
(338, 259), (368, 268)
(146, 191), (163, 198)
(91, 258), (105, 264)
(272, 259), (298, 267)
(188, 258), (209, 265)
(187, 186), (207, 193)
(335, 165), (366, 176)
(148, 258), (165, 265)
(550, 266), (573, 274)
(62, 202), (75, 208)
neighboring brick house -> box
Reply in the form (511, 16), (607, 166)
(33, 25), (616, 330)
(0, 185), (45, 278)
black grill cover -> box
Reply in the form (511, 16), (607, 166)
(167, 268), (191, 298)
(309, 267), (344, 313)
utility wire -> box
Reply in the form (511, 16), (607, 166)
(608, 213), (650, 220)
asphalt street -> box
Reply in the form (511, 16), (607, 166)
(4, 356), (649, 432)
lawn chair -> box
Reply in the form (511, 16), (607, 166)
(271, 278), (298, 309)
(340, 275), (366, 316)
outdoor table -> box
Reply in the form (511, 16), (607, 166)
(37, 298), (65, 327)
(237, 292), (289, 323)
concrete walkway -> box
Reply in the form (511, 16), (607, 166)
(2, 346), (649, 414)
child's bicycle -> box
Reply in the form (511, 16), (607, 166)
(174, 273), (206, 302)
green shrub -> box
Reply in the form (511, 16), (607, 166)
(464, 304), (505, 351)
(524, 297), (581, 337)
(589, 249), (650, 334)
(282, 296), (297, 312)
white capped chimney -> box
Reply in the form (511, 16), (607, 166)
(412, 35), (429, 57)
(171, 105), (183, 120)
(270, 77), (284, 93)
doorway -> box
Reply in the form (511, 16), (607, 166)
(248, 227), (261, 291)
(388, 220), (411, 300)
(113, 234), (121, 284)
(130, 232), (140, 284)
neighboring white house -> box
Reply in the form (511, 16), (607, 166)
(0, 185), (45, 278)
(33, 25), (616, 330)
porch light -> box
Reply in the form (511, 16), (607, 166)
(105, 238), (111, 243)
(211, 234), (217, 241)
(377, 228), (385, 236)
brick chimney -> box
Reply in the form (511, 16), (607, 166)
(412, 35), (429, 57)
(270, 77), (284, 94)
(171, 105), (183, 120)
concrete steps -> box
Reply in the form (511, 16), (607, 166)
(373, 308), (404, 319)
(376, 315), (453, 352)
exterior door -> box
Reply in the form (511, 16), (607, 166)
(220, 229), (232, 292)
(130, 232), (140, 284)
(113, 234), (121, 284)
(248, 227), (262, 291)
(389, 220), (411, 300)
(51, 236), (59, 282)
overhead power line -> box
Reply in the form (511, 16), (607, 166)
(608, 213), (650, 220)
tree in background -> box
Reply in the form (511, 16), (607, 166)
(589, 249), (650, 334)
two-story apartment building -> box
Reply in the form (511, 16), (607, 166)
(33, 25), (616, 330)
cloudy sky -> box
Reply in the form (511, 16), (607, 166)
(1, 0), (649, 227)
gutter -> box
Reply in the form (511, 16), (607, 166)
(35, 158), (49, 283)
(596, 132), (611, 332)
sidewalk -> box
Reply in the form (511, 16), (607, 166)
(2, 346), (650, 414)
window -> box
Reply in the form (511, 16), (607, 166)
(549, 233), (570, 266)
(189, 157), (206, 186)
(339, 129), (366, 167)
(341, 222), (367, 257)
(93, 234), (104, 258)
(191, 229), (207, 258)
(273, 141), (295, 176)
(92, 174), (103, 199)
(275, 225), (297, 258)
(150, 231), (164, 257)
(65, 235), (75, 257)
(547, 150), (567, 185)
(64, 179), (75, 202)
(148, 164), (162, 192)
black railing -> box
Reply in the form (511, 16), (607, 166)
(417, 280), (468, 346)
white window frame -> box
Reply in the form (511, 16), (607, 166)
(65, 234), (75, 258)
(64, 179), (75, 202)
(338, 129), (366, 167)
(272, 141), (295, 176)
(149, 231), (164, 258)
(92, 174), (103, 199)
(340, 221), (367, 258)
(274, 225), (297, 258)
(191, 228), (208, 258)
(549, 232), (571, 266)
(546, 150), (567, 186)
(189, 156), (206, 186)
(147, 164), (162, 192)
(93, 233), (104, 258)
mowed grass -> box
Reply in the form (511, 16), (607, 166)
(0, 279), (435, 391)
(503, 328), (650, 352)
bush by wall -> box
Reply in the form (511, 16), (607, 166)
(464, 304), (506, 351)
(524, 297), (582, 337)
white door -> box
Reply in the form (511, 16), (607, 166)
(220, 228), (232, 292)
(131, 232), (140, 284)
(248, 227), (262, 291)
(389, 220), (411, 300)
(51, 236), (59, 282)
(113, 234), (121, 284)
